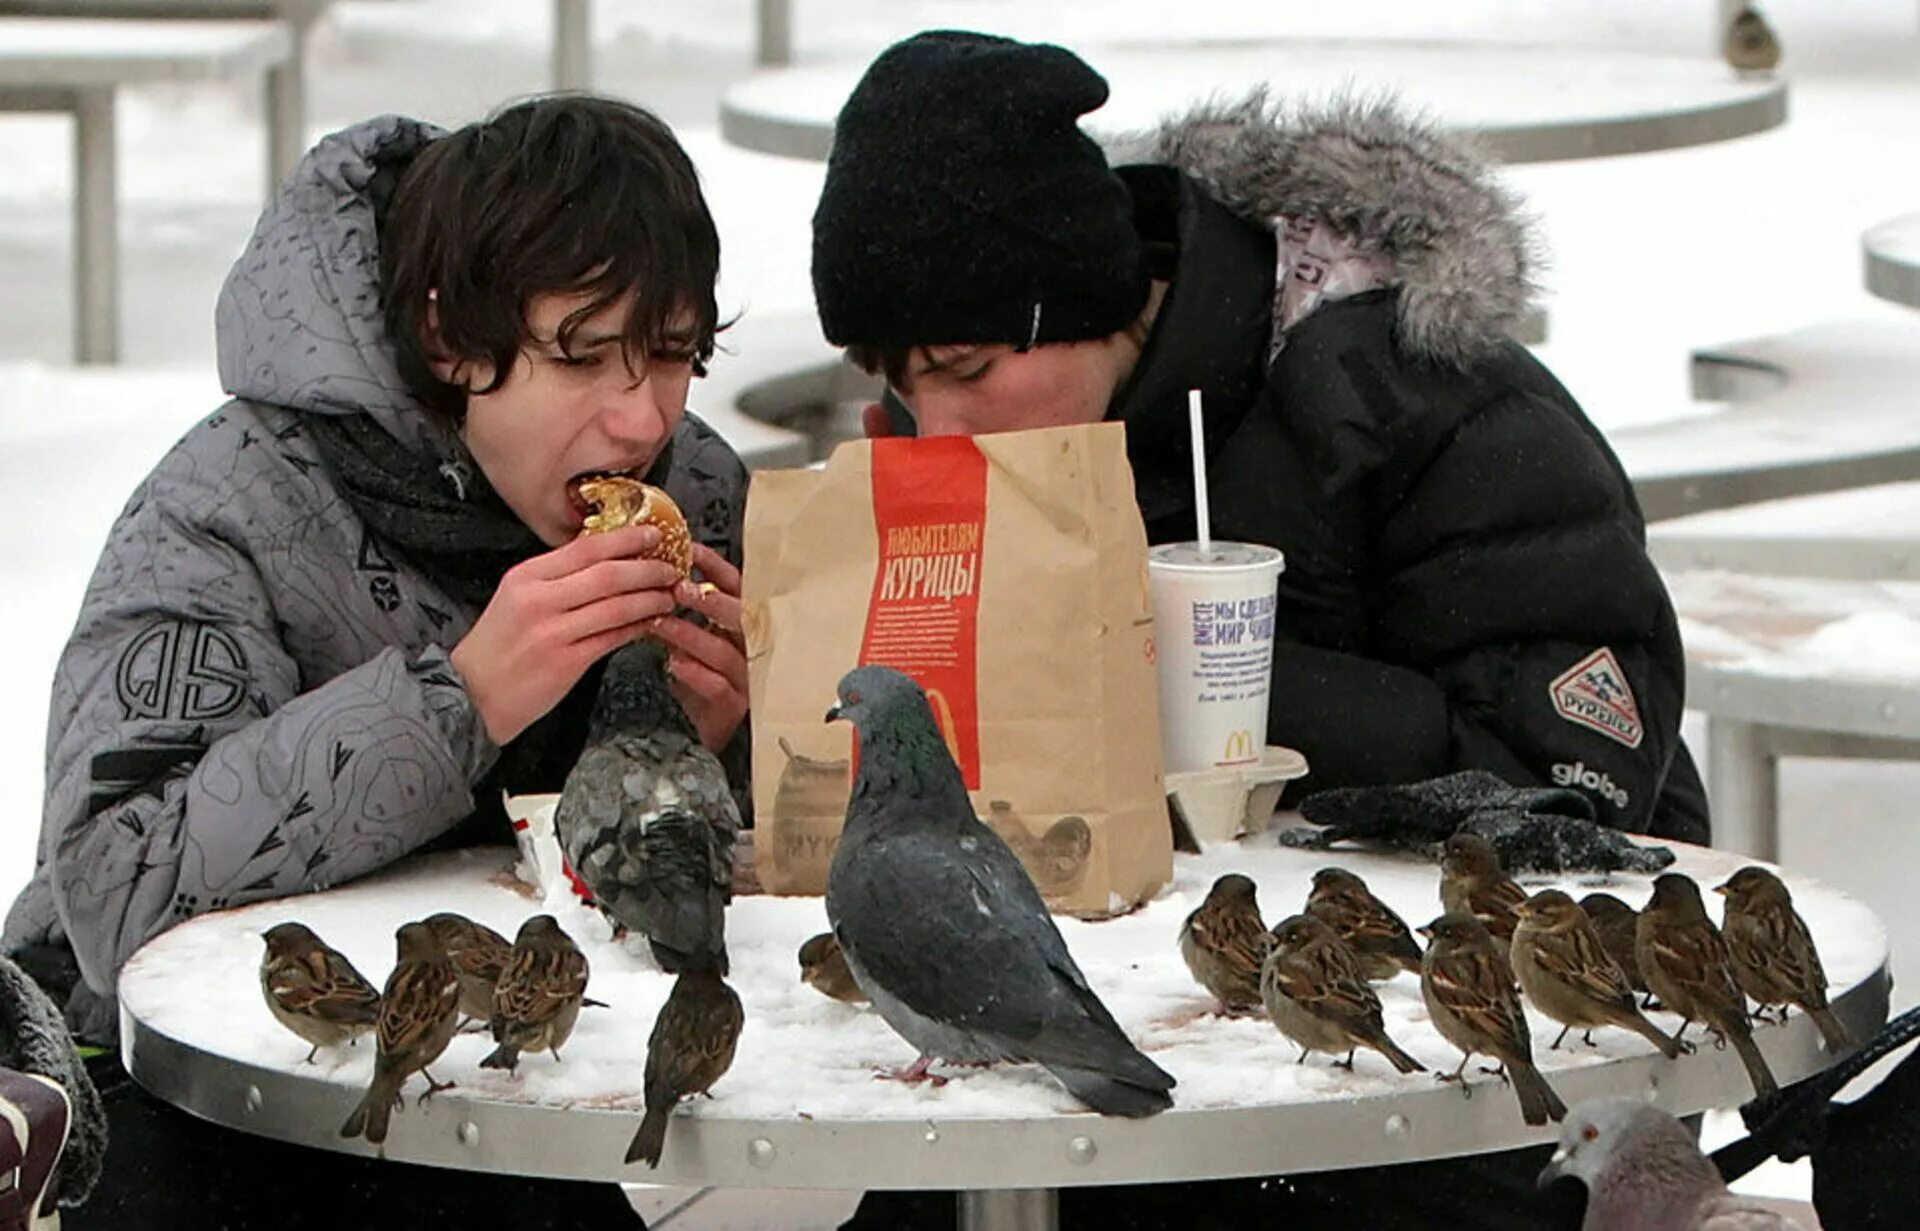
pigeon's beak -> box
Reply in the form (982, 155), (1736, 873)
(824, 703), (843, 724)
(1535, 1150), (1572, 1191)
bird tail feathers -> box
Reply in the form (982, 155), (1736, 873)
(1510, 1061), (1567, 1126)
(626, 1105), (671, 1166)
(1809, 1006), (1853, 1052)
(1727, 1023), (1781, 1098)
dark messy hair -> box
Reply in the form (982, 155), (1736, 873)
(381, 94), (722, 424)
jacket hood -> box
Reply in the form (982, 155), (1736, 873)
(215, 114), (452, 459)
(1112, 91), (1540, 367)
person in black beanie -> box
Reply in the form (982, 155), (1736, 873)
(813, 28), (1710, 1231)
(2, 95), (752, 1228)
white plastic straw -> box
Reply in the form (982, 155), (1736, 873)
(1188, 387), (1212, 554)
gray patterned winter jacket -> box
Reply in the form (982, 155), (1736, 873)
(1, 115), (749, 1042)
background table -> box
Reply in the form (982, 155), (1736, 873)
(1669, 568), (1920, 861)
(720, 40), (1787, 165)
(119, 836), (1886, 1229)
(1864, 213), (1920, 310)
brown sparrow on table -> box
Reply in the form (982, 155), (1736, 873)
(1261, 914), (1424, 1074)
(1420, 913), (1567, 1126)
(1305, 866), (1423, 982)
(1179, 873), (1272, 1013)
(1440, 832), (1529, 942)
(1510, 890), (1684, 1058)
(798, 932), (868, 1005)
(423, 911), (512, 1029)
(626, 966), (744, 1167)
(338, 920), (461, 1145)
(259, 921), (381, 1062)
(1716, 866), (1851, 1051)
(479, 914), (591, 1074)
(1636, 873), (1778, 1099)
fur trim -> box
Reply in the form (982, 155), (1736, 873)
(0, 954), (105, 1207)
(1112, 91), (1541, 367)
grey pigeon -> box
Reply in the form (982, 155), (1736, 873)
(824, 665), (1175, 1117)
(1539, 1096), (1802, 1229)
(1282, 769), (1676, 874)
(555, 639), (739, 974)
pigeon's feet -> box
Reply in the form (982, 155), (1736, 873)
(874, 1055), (948, 1087)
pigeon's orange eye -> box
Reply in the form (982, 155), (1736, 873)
(846, 690), (863, 706)
(1581, 1125), (1599, 1142)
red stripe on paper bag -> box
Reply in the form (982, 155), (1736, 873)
(860, 436), (987, 788)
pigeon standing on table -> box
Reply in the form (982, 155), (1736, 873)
(1716, 866), (1851, 1051)
(1539, 1095), (1804, 1229)
(259, 922), (382, 1062)
(1305, 866), (1424, 982)
(555, 639), (740, 974)
(824, 665), (1175, 1117)
(480, 914), (591, 1074)
(1636, 873), (1779, 1099)
(339, 921), (461, 1145)
(1179, 873), (1271, 1013)
(626, 966), (744, 1167)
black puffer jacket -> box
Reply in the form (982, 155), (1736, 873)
(1109, 95), (1707, 843)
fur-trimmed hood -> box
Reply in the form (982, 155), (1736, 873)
(1113, 91), (1540, 368)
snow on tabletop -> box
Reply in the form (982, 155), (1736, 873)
(1649, 481), (1920, 541)
(1672, 570), (1920, 681)
(117, 829), (1886, 1127)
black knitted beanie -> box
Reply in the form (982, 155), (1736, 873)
(811, 30), (1151, 350)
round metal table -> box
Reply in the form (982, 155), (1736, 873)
(119, 837), (1885, 1229)
(1863, 213), (1920, 310)
(720, 40), (1787, 165)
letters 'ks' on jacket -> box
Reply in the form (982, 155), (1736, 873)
(1102, 94), (1706, 843)
(1, 116), (749, 1043)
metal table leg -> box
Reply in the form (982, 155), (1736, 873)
(756, 0), (791, 66)
(72, 86), (118, 365)
(958, 1188), (1058, 1231)
(264, 6), (317, 189)
(1707, 717), (1778, 860)
(553, 0), (590, 90)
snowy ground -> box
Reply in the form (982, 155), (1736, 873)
(4, 0), (1920, 1223)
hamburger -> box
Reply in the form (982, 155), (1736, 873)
(572, 474), (694, 579)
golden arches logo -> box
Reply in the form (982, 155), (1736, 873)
(924, 686), (964, 765)
(1221, 728), (1257, 764)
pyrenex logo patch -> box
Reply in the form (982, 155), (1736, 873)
(1548, 647), (1643, 749)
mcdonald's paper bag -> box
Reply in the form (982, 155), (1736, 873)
(742, 422), (1170, 918)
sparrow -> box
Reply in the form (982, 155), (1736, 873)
(1420, 913), (1567, 1126)
(1716, 866), (1851, 1051)
(423, 911), (512, 1028)
(1260, 914), (1425, 1074)
(1510, 890), (1684, 1059)
(1636, 873), (1779, 1099)
(1304, 866), (1423, 982)
(1723, 5), (1782, 75)
(479, 915), (591, 1074)
(1440, 831), (1529, 942)
(1578, 892), (1652, 1003)
(798, 932), (868, 1005)
(626, 966), (744, 1167)
(258, 921), (381, 1062)
(1179, 873), (1272, 1013)
(339, 920), (461, 1144)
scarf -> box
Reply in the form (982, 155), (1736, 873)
(305, 413), (671, 799)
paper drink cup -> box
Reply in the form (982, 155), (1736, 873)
(1147, 541), (1286, 774)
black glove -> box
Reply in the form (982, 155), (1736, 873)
(1280, 769), (1675, 874)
